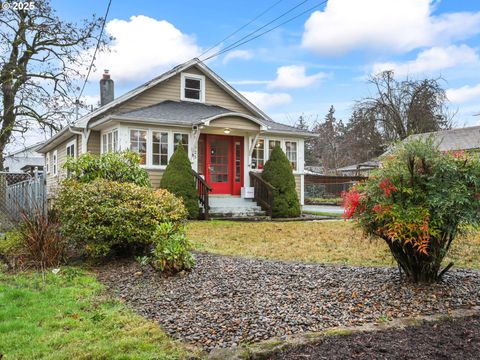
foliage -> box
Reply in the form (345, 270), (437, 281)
(56, 179), (187, 258)
(160, 145), (199, 219)
(0, 211), (65, 270)
(0, 0), (109, 169)
(262, 145), (301, 218)
(0, 269), (190, 359)
(342, 139), (480, 282)
(151, 222), (195, 273)
(63, 150), (151, 187)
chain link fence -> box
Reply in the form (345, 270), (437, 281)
(0, 171), (46, 231)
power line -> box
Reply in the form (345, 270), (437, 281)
(77, 0), (112, 102)
(202, 0), (327, 62)
(198, 0), (285, 59)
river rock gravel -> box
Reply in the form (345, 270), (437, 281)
(94, 253), (480, 352)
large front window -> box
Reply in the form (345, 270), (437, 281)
(130, 129), (147, 164)
(174, 133), (189, 153)
(152, 131), (168, 166)
(268, 140), (281, 157)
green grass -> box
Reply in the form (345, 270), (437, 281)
(0, 268), (195, 360)
(188, 220), (480, 269)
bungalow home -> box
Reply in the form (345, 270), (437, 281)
(37, 58), (311, 217)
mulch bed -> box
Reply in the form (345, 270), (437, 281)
(273, 315), (480, 359)
(94, 253), (480, 352)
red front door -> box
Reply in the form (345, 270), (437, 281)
(204, 134), (243, 195)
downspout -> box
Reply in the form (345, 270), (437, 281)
(68, 126), (90, 154)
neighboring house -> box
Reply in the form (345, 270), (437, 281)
(337, 160), (380, 177)
(37, 58), (312, 210)
(4, 143), (44, 174)
(405, 125), (480, 152)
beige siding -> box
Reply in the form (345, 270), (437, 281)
(87, 131), (101, 154)
(116, 65), (255, 116)
(46, 135), (80, 198)
(294, 174), (301, 201)
(146, 169), (164, 188)
(209, 116), (259, 131)
(77, 135), (83, 155)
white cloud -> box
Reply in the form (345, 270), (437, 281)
(222, 50), (253, 64)
(302, 0), (480, 55)
(241, 91), (292, 109)
(86, 15), (201, 83)
(268, 65), (326, 89)
(372, 45), (479, 76)
(446, 84), (480, 104)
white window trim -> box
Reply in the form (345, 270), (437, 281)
(251, 137), (301, 173)
(66, 139), (76, 159)
(100, 128), (119, 153)
(180, 72), (205, 103)
(52, 150), (58, 177)
(45, 152), (50, 174)
(285, 140), (299, 172)
(126, 127), (191, 170)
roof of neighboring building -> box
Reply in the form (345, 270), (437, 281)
(116, 100), (308, 134)
(5, 141), (44, 157)
(337, 160), (380, 172)
(407, 125), (480, 151)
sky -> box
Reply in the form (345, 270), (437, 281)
(47, 0), (480, 132)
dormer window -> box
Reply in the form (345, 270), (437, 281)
(181, 73), (205, 102)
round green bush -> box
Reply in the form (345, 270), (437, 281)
(160, 145), (199, 219)
(56, 179), (187, 258)
(262, 145), (301, 218)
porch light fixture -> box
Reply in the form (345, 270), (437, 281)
(223, 128), (231, 134)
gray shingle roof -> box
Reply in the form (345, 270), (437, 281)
(408, 125), (480, 151)
(118, 100), (308, 134)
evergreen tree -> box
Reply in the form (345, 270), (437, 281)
(262, 145), (301, 218)
(160, 145), (199, 219)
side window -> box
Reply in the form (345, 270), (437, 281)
(285, 141), (297, 171)
(129, 129), (147, 164)
(152, 131), (168, 166)
(45, 153), (50, 174)
(66, 141), (75, 158)
(102, 129), (118, 153)
(252, 139), (265, 170)
(52, 150), (58, 176)
(268, 140), (281, 158)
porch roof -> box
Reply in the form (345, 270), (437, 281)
(114, 100), (311, 135)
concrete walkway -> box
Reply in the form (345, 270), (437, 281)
(302, 205), (344, 214)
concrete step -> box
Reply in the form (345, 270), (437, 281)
(207, 195), (268, 219)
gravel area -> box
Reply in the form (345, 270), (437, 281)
(95, 253), (480, 352)
(273, 315), (480, 359)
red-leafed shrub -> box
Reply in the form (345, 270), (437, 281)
(343, 139), (480, 283)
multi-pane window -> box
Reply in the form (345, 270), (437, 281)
(130, 129), (147, 164)
(174, 133), (189, 153)
(285, 141), (297, 170)
(46, 153), (50, 174)
(182, 73), (204, 102)
(66, 141), (75, 158)
(52, 150), (58, 176)
(152, 131), (168, 166)
(252, 139), (264, 169)
(102, 129), (118, 153)
(268, 140), (281, 157)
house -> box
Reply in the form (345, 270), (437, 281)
(405, 125), (480, 152)
(4, 143), (44, 174)
(37, 58), (312, 216)
(336, 160), (380, 177)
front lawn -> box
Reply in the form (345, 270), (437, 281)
(0, 268), (194, 360)
(188, 220), (480, 269)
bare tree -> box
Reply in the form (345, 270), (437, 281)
(0, 0), (109, 169)
(356, 71), (453, 143)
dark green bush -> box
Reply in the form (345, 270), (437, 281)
(262, 145), (301, 218)
(56, 179), (187, 259)
(63, 150), (151, 187)
(160, 145), (199, 219)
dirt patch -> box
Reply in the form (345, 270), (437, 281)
(273, 315), (480, 359)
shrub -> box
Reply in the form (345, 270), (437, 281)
(160, 145), (199, 219)
(0, 211), (65, 270)
(56, 179), (187, 258)
(262, 145), (301, 218)
(343, 139), (480, 283)
(150, 222), (195, 273)
(63, 150), (151, 187)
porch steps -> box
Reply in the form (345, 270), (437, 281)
(208, 196), (268, 219)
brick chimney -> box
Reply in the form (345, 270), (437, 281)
(100, 69), (114, 106)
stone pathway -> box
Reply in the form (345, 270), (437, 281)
(95, 253), (480, 352)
